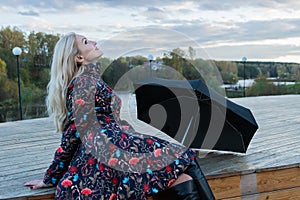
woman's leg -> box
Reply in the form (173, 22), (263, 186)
(170, 173), (192, 187)
(147, 174), (192, 200)
(151, 161), (215, 200)
(185, 160), (215, 200)
(152, 173), (200, 200)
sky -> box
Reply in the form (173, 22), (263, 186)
(1, 0), (300, 63)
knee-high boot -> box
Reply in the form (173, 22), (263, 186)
(185, 158), (215, 200)
(152, 180), (200, 200)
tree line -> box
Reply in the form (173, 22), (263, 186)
(0, 26), (300, 122)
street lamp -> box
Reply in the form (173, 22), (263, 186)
(12, 47), (23, 120)
(242, 57), (247, 97)
(148, 54), (154, 77)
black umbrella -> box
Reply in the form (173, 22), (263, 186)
(133, 77), (259, 153)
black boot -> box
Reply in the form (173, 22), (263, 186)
(152, 180), (200, 200)
(185, 158), (215, 200)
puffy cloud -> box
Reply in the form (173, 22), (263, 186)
(18, 10), (39, 16)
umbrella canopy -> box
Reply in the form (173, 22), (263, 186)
(133, 77), (259, 153)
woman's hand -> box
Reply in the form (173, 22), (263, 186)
(24, 180), (53, 190)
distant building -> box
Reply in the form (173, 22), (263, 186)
(237, 79), (255, 88)
(221, 79), (255, 90)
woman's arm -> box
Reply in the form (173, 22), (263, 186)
(43, 77), (82, 186)
(43, 126), (81, 185)
(24, 79), (82, 188)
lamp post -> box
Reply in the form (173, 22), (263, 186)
(242, 57), (247, 97)
(12, 47), (23, 120)
(148, 54), (153, 77)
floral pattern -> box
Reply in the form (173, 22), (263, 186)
(44, 64), (196, 200)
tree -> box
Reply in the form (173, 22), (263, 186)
(188, 46), (196, 60)
(215, 61), (238, 84)
(0, 58), (6, 77)
(102, 57), (130, 89)
(0, 27), (60, 122)
(26, 32), (59, 88)
(162, 48), (186, 74)
(0, 26), (26, 79)
(0, 59), (9, 101)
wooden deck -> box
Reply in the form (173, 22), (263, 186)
(0, 94), (300, 199)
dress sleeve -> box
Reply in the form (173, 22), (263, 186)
(43, 80), (82, 186)
(71, 75), (196, 177)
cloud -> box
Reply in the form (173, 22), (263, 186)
(197, 0), (300, 11)
(204, 43), (300, 62)
(143, 7), (166, 20)
(2, 0), (300, 62)
(18, 10), (39, 16)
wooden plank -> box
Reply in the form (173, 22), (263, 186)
(0, 133), (58, 146)
(256, 167), (300, 193)
(206, 166), (300, 199)
(0, 188), (55, 200)
(225, 186), (300, 200)
(199, 139), (300, 177)
(207, 175), (241, 199)
(0, 143), (58, 161)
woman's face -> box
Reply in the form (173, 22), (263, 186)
(75, 34), (103, 64)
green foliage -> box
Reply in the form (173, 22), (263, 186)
(0, 58), (7, 76)
(0, 26), (27, 79)
(102, 57), (131, 89)
(246, 77), (300, 96)
(0, 27), (59, 121)
(237, 63), (260, 79)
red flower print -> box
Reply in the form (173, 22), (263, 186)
(68, 84), (74, 90)
(191, 155), (195, 160)
(109, 193), (116, 200)
(88, 131), (95, 140)
(121, 133), (127, 139)
(143, 184), (150, 191)
(57, 146), (63, 153)
(81, 188), (92, 195)
(147, 159), (153, 165)
(98, 163), (105, 171)
(166, 165), (172, 172)
(70, 166), (78, 174)
(105, 116), (111, 123)
(75, 99), (85, 105)
(88, 157), (95, 165)
(108, 158), (118, 166)
(146, 138), (153, 145)
(122, 125), (129, 131)
(109, 144), (117, 151)
(129, 157), (140, 165)
(112, 177), (118, 185)
(154, 148), (162, 157)
(61, 179), (73, 187)
(47, 169), (52, 175)
(168, 179), (176, 187)
(70, 123), (76, 130)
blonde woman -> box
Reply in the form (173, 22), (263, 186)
(24, 32), (214, 200)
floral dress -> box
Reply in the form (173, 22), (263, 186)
(44, 64), (196, 200)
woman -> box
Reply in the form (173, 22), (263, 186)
(24, 32), (214, 200)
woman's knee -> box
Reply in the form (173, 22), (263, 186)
(170, 173), (192, 187)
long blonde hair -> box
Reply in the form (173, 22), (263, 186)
(46, 32), (84, 133)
